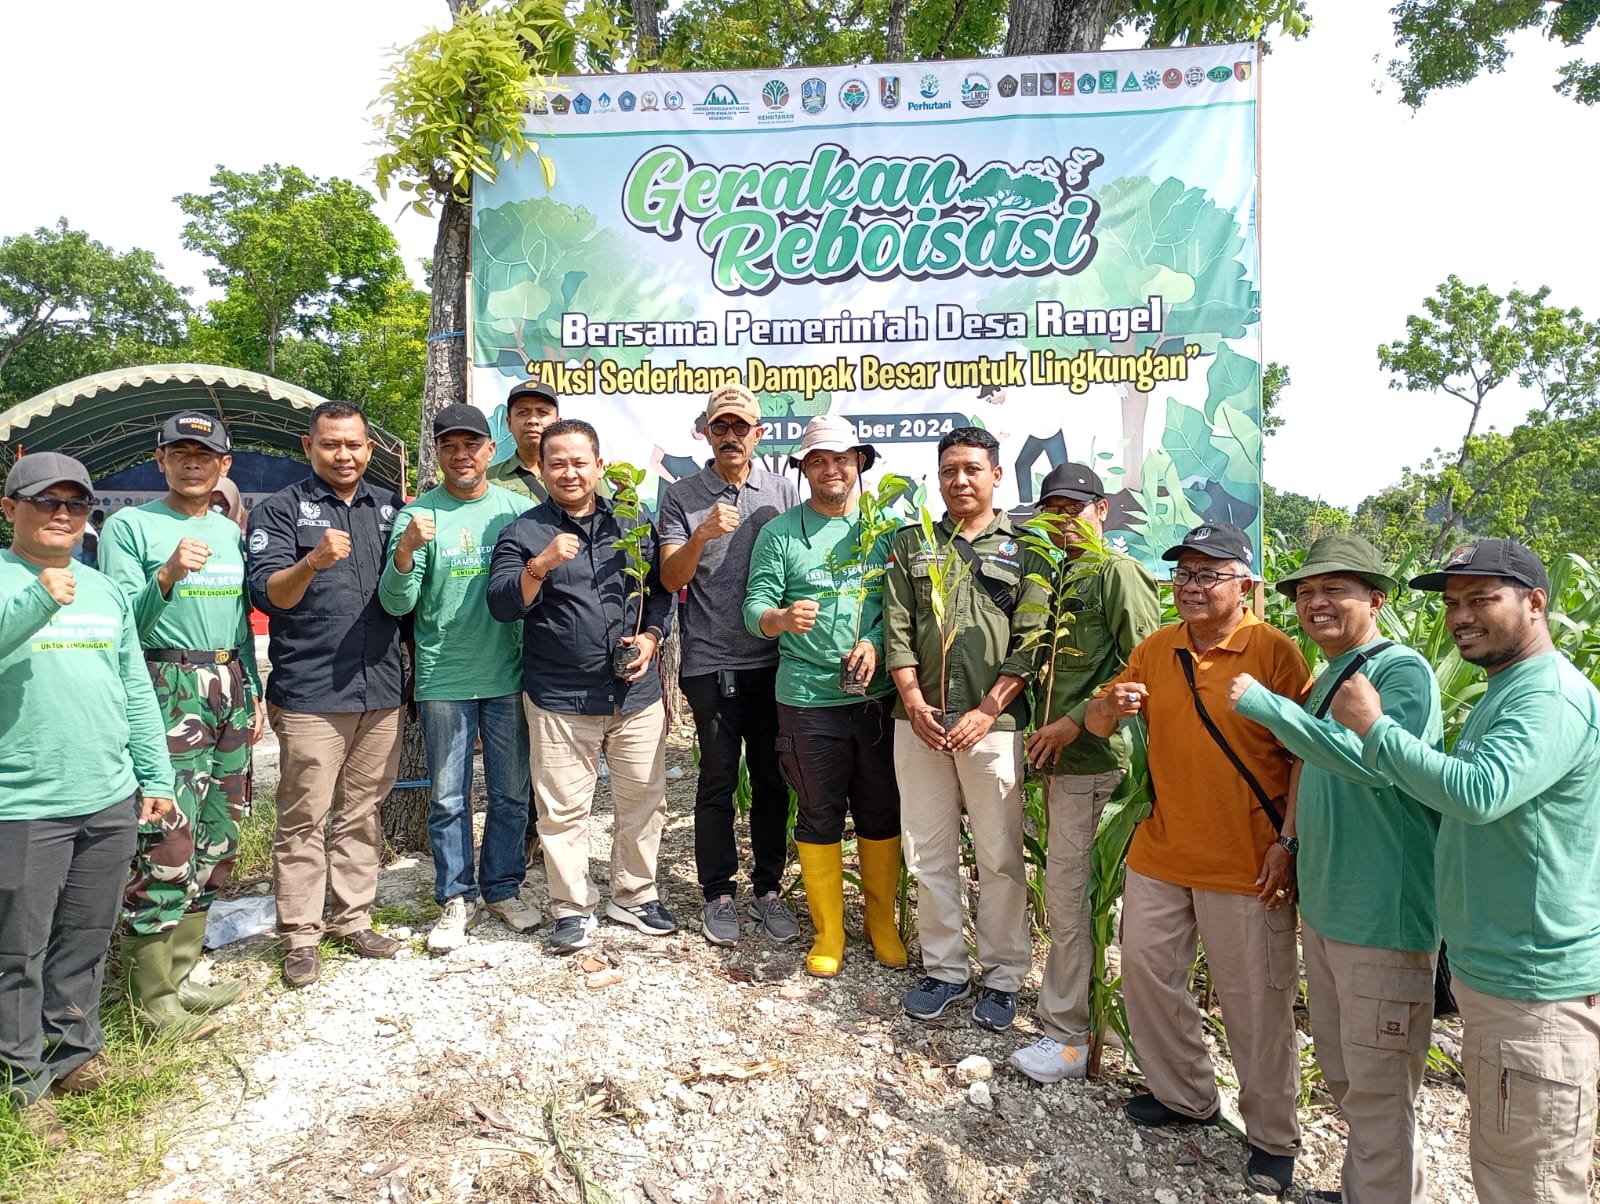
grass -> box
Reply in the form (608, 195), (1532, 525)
(234, 793), (276, 881)
(0, 991), (215, 1204)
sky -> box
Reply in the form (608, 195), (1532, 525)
(0, 1), (1591, 508)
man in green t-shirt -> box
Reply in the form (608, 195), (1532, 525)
(1010, 463), (1159, 1083)
(98, 412), (264, 1037)
(1226, 535), (1443, 1204)
(743, 415), (905, 979)
(381, 405), (537, 954)
(0, 453), (174, 1147)
(1331, 539), (1600, 1204)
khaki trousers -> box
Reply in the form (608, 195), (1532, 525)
(269, 706), (402, 949)
(1122, 867), (1302, 1158)
(1302, 924), (1435, 1204)
(1454, 978), (1600, 1204)
(1036, 769), (1124, 1044)
(526, 700), (667, 920)
(893, 723), (1030, 992)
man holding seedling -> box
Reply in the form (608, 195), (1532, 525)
(1225, 534), (1443, 1204)
(1329, 539), (1600, 1204)
(380, 405), (536, 955)
(99, 412), (263, 1035)
(487, 418), (677, 955)
(1087, 521), (1310, 1199)
(1010, 463), (1160, 1083)
(660, 384), (800, 949)
(0, 453), (174, 1147)
(743, 414), (905, 977)
(883, 426), (1049, 1032)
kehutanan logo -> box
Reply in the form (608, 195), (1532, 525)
(622, 143), (1104, 295)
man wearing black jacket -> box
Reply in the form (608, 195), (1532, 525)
(487, 419), (678, 954)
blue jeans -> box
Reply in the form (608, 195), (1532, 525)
(418, 695), (531, 906)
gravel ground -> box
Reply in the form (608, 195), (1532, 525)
(118, 731), (1493, 1204)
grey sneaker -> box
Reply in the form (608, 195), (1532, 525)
(748, 892), (799, 943)
(486, 894), (541, 934)
(550, 913), (598, 954)
(605, 899), (679, 935)
(702, 896), (741, 947)
(904, 975), (972, 1020)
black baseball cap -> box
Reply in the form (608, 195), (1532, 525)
(1162, 521), (1254, 569)
(158, 411), (231, 454)
(1409, 538), (1550, 594)
(5, 451), (94, 499)
(432, 404), (492, 439)
(506, 379), (558, 410)
(1038, 462), (1104, 505)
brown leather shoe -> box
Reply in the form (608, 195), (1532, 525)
(282, 945), (321, 988)
(340, 928), (402, 959)
(19, 1097), (67, 1148)
(53, 1052), (115, 1095)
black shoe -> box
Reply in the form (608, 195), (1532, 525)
(1301, 1191), (1341, 1203)
(972, 987), (1018, 1031)
(1244, 1144), (1295, 1198)
(550, 913), (598, 954)
(605, 899), (679, 934)
(1123, 1092), (1220, 1128)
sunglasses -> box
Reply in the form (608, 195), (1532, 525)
(708, 419), (754, 437)
(18, 495), (93, 517)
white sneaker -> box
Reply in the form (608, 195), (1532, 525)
(426, 895), (483, 954)
(1009, 1035), (1090, 1083)
(487, 895), (541, 934)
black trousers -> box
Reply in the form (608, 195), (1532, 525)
(681, 667), (789, 901)
(0, 796), (138, 1105)
(775, 698), (901, 845)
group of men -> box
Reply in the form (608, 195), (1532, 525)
(1, 382), (1596, 1204)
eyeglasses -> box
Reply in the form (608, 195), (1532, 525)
(707, 419), (754, 437)
(18, 496), (93, 517)
(1171, 568), (1248, 589)
(1043, 499), (1090, 517)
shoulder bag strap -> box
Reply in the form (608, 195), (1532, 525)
(950, 537), (1017, 616)
(1312, 641), (1395, 720)
(1175, 646), (1283, 833)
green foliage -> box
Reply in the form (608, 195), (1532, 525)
(1387, 0), (1600, 107)
(372, 0), (623, 212)
(1376, 276), (1600, 558)
(604, 460), (652, 637)
(0, 219), (189, 406)
(177, 164), (407, 376)
(913, 507), (976, 714)
(833, 474), (913, 644)
(1124, 0), (1311, 46)
(473, 197), (690, 375)
(1261, 360), (1289, 437)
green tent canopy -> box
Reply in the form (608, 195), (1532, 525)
(0, 363), (408, 493)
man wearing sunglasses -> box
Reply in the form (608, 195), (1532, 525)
(659, 385), (800, 947)
(98, 412), (264, 1036)
(1085, 521), (1311, 1199)
(0, 453), (174, 1146)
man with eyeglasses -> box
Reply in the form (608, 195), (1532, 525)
(659, 385), (800, 948)
(1009, 464), (1160, 1083)
(1086, 521), (1310, 1199)
(98, 412), (264, 1036)
(0, 453), (174, 1146)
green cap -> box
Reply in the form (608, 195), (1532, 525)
(1272, 534), (1398, 599)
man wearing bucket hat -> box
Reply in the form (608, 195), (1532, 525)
(660, 385), (800, 948)
(1086, 520), (1310, 1198)
(743, 413), (905, 977)
(1329, 539), (1600, 1204)
(1010, 463), (1160, 1082)
(98, 411), (264, 1036)
(1225, 534), (1443, 1204)
(0, 453), (174, 1145)
(884, 427), (1051, 1032)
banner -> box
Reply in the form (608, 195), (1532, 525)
(471, 44), (1263, 565)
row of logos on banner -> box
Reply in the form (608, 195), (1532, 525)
(533, 60), (1255, 119)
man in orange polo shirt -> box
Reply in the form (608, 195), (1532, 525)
(1086, 522), (1310, 1200)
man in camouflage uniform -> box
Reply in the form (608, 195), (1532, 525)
(98, 412), (263, 1035)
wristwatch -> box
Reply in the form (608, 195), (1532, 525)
(1276, 835), (1299, 855)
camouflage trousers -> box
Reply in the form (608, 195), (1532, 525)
(122, 659), (253, 936)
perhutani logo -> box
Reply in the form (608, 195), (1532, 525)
(909, 73), (949, 111)
(623, 143), (1105, 295)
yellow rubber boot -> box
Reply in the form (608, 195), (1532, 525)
(856, 837), (909, 969)
(796, 841), (845, 978)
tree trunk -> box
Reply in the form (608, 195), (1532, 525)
(631, 0), (662, 67)
(1005, 0), (1116, 56)
(885, 0), (908, 60)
